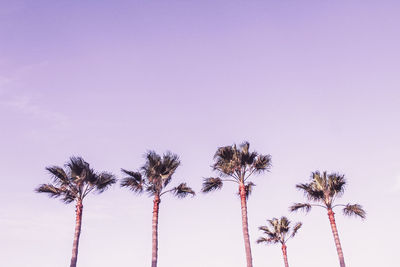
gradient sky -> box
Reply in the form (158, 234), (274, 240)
(1, 1), (399, 266)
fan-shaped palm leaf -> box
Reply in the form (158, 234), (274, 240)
(343, 204), (366, 219)
(202, 177), (223, 193)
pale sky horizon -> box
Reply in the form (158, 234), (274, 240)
(1, 1), (399, 267)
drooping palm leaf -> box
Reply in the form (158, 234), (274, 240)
(45, 166), (70, 186)
(171, 183), (195, 198)
(343, 204), (366, 219)
(35, 184), (63, 198)
(120, 170), (144, 193)
(95, 172), (117, 193)
(290, 222), (302, 238)
(289, 203), (312, 213)
(201, 177), (223, 193)
(256, 237), (276, 244)
(244, 182), (255, 199)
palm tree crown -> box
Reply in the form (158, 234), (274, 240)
(120, 151), (195, 198)
(202, 141), (271, 195)
(201, 141), (271, 267)
(36, 156), (116, 203)
(35, 156), (116, 267)
(290, 171), (366, 218)
(257, 217), (301, 267)
(120, 151), (194, 267)
(290, 171), (365, 267)
(257, 217), (302, 245)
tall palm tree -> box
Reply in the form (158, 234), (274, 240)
(289, 171), (366, 267)
(120, 151), (195, 267)
(35, 156), (116, 267)
(257, 217), (302, 267)
(202, 141), (272, 267)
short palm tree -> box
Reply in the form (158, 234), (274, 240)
(289, 171), (366, 267)
(257, 217), (302, 267)
(35, 156), (116, 267)
(202, 141), (272, 267)
(120, 151), (195, 267)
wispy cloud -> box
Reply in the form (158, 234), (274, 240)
(4, 93), (68, 127)
(1, 62), (69, 130)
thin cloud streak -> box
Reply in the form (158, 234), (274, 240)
(3, 94), (68, 126)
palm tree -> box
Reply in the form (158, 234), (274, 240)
(120, 151), (195, 267)
(289, 171), (366, 267)
(35, 156), (116, 267)
(202, 141), (272, 267)
(257, 217), (302, 267)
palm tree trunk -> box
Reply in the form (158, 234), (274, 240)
(151, 195), (161, 267)
(327, 209), (345, 267)
(239, 182), (253, 267)
(281, 244), (289, 267)
(70, 199), (83, 267)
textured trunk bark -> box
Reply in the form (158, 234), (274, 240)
(151, 195), (161, 267)
(239, 182), (253, 267)
(70, 199), (83, 267)
(281, 244), (289, 267)
(328, 209), (345, 267)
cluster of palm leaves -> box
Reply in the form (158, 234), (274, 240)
(36, 142), (365, 267)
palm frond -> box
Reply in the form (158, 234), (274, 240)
(343, 204), (366, 219)
(35, 184), (77, 203)
(290, 222), (302, 238)
(296, 183), (324, 202)
(120, 173), (144, 194)
(201, 177), (223, 193)
(256, 237), (277, 244)
(289, 203), (312, 213)
(239, 141), (250, 153)
(259, 226), (275, 237)
(171, 183), (195, 198)
(35, 184), (63, 198)
(245, 182), (255, 199)
(212, 148), (236, 176)
(252, 154), (272, 173)
(66, 156), (89, 178)
(45, 166), (70, 186)
(95, 172), (116, 193)
(142, 150), (180, 191)
(327, 173), (346, 197)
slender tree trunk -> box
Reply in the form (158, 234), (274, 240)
(327, 209), (345, 267)
(239, 182), (253, 267)
(70, 199), (83, 267)
(281, 244), (289, 267)
(151, 195), (161, 267)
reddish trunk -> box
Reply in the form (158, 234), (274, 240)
(70, 199), (83, 267)
(239, 183), (253, 267)
(281, 244), (289, 267)
(328, 209), (345, 267)
(151, 195), (161, 267)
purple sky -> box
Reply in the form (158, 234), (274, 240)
(1, 1), (399, 266)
